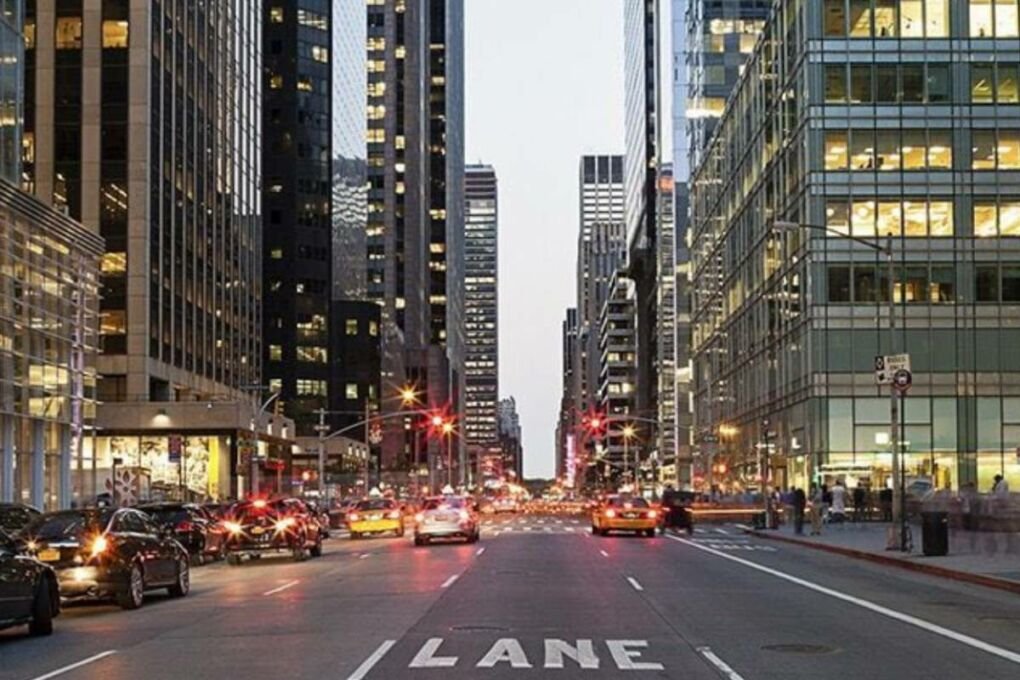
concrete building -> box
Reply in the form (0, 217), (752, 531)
(556, 308), (579, 479)
(691, 0), (1020, 494)
(498, 397), (524, 481)
(23, 1), (273, 501)
(463, 165), (499, 475)
(598, 271), (639, 485)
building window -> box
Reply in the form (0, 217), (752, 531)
(828, 266), (852, 302)
(369, 321), (379, 336)
(101, 252), (127, 274)
(346, 383), (359, 400)
(1003, 266), (1020, 301)
(101, 20), (128, 48)
(874, 0), (898, 36)
(269, 345), (282, 361)
(824, 131), (848, 169)
(100, 310), (126, 335)
(269, 73), (283, 90)
(296, 346), (328, 363)
(976, 265), (1000, 301)
(346, 319), (359, 336)
(55, 17), (83, 49)
(270, 6), (284, 23)
(825, 65), (847, 102)
(296, 380), (327, 397)
(849, 0), (873, 36)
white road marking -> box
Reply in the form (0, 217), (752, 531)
(476, 547), (486, 556)
(346, 640), (397, 680)
(627, 577), (644, 591)
(668, 535), (1020, 666)
(359, 553), (371, 559)
(697, 647), (745, 680)
(599, 549), (610, 558)
(524, 526), (533, 532)
(263, 580), (299, 596)
(544, 527), (552, 532)
(538, 519), (545, 524)
(714, 528), (729, 535)
(441, 574), (460, 589)
(694, 528), (707, 534)
(29, 651), (117, 680)
(565, 526), (575, 532)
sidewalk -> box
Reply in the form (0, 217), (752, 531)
(746, 520), (1020, 594)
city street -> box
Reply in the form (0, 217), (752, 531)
(2, 513), (1019, 680)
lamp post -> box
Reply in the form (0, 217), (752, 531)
(772, 220), (906, 550)
(622, 425), (637, 491)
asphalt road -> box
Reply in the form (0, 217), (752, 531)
(2, 515), (1020, 679)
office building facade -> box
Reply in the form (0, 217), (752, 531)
(463, 165), (499, 463)
(497, 397), (524, 480)
(598, 271), (639, 481)
(556, 308), (579, 479)
(691, 0), (1020, 494)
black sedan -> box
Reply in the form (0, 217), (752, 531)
(137, 503), (226, 564)
(0, 503), (41, 535)
(223, 498), (323, 564)
(19, 508), (191, 609)
(0, 530), (58, 636)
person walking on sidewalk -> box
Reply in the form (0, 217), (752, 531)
(792, 487), (807, 535)
(809, 484), (824, 535)
(852, 484), (866, 523)
(830, 479), (848, 525)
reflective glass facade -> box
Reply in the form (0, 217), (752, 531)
(691, 0), (1020, 494)
(0, 0), (20, 184)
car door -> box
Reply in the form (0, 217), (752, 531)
(137, 513), (177, 583)
(0, 534), (35, 622)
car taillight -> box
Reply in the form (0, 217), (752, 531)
(223, 521), (243, 534)
(414, 512), (425, 523)
(459, 510), (470, 522)
(177, 521), (193, 532)
(647, 510), (658, 520)
(605, 509), (616, 518)
(348, 512), (361, 522)
(388, 511), (401, 520)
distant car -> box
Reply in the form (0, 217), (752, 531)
(0, 503), (41, 535)
(0, 530), (59, 636)
(492, 497), (519, 514)
(591, 496), (658, 537)
(19, 508), (190, 609)
(347, 499), (405, 539)
(222, 498), (323, 564)
(414, 496), (480, 546)
(137, 503), (226, 564)
(477, 497), (496, 515)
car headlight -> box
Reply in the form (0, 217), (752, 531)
(89, 535), (109, 558)
(223, 521), (243, 534)
(274, 517), (296, 532)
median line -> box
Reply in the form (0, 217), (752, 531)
(263, 579), (299, 596)
(697, 647), (745, 680)
(441, 574), (460, 588)
(30, 650), (117, 680)
(346, 640), (396, 680)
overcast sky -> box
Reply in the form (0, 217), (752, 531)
(465, 0), (626, 479)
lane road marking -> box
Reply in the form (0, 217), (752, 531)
(441, 574), (460, 589)
(599, 550), (610, 558)
(359, 553), (371, 559)
(476, 547), (486, 556)
(697, 647), (745, 680)
(30, 651), (117, 680)
(668, 535), (1020, 666)
(263, 580), (299, 596)
(627, 577), (644, 592)
(346, 640), (397, 680)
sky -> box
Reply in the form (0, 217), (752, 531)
(465, 0), (626, 479)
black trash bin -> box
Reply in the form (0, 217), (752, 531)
(921, 511), (949, 556)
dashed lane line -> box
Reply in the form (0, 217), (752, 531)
(263, 580), (299, 596)
(627, 576), (644, 592)
(697, 647), (746, 680)
(441, 574), (460, 589)
(29, 651), (117, 680)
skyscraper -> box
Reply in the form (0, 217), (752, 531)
(463, 165), (499, 474)
(557, 308), (579, 479)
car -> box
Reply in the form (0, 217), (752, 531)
(0, 503), (41, 535)
(328, 499), (359, 530)
(19, 508), (191, 609)
(222, 498), (323, 564)
(137, 503), (226, 564)
(492, 497), (520, 514)
(591, 495), (659, 537)
(413, 496), (480, 546)
(0, 530), (59, 636)
(347, 498), (405, 539)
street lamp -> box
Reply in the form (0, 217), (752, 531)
(772, 219), (906, 551)
(441, 420), (455, 488)
(621, 425), (637, 491)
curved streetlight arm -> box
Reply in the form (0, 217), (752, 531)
(321, 408), (435, 443)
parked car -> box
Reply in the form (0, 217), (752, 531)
(0, 530), (58, 636)
(0, 503), (41, 535)
(222, 498), (323, 564)
(137, 503), (226, 564)
(413, 496), (480, 546)
(18, 508), (191, 609)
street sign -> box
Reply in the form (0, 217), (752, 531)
(700, 433), (720, 445)
(875, 353), (911, 384)
(893, 369), (913, 393)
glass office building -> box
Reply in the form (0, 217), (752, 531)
(0, 0), (20, 183)
(691, 0), (1020, 494)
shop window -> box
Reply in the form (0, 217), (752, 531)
(926, 64), (951, 103)
(1002, 267), (1020, 301)
(973, 130), (997, 169)
(825, 65), (847, 102)
(874, 0), (898, 35)
(972, 0), (995, 36)
(850, 64), (873, 102)
(849, 0), (873, 36)
(1000, 201), (1020, 235)
(850, 129), (875, 169)
(824, 131), (848, 169)
(997, 0), (1020, 36)
(972, 65), (995, 103)
(851, 200), (876, 237)
(102, 20), (128, 48)
(904, 201), (928, 235)
(876, 130), (900, 170)
(902, 64), (925, 102)
(974, 202), (999, 237)
(976, 265), (1000, 301)
(901, 130), (927, 169)
(55, 17), (82, 49)
(929, 201), (954, 236)
(930, 266), (955, 302)
(928, 129), (952, 168)
(828, 266), (852, 302)
(825, 0), (847, 35)
(826, 200), (850, 233)
(999, 130), (1020, 168)
(900, 0), (924, 35)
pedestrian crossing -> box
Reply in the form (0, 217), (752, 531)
(481, 516), (585, 536)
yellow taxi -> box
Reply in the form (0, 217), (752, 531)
(347, 499), (405, 539)
(591, 495), (658, 537)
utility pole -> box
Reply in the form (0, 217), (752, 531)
(762, 419), (773, 529)
(364, 399), (371, 492)
(887, 232), (907, 551)
(314, 408), (329, 506)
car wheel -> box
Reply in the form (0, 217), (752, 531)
(310, 537), (323, 558)
(28, 577), (54, 636)
(645, 529), (655, 538)
(590, 525), (598, 535)
(292, 545), (307, 562)
(168, 557), (190, 598)
(117, 562), (145, 610)
(226, 553), (242, 566)
(414, 536), (427, 547)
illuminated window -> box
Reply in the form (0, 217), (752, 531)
(101, 252), (127, 274)
(367, 129), (386, 143)
(269, 345), (282, 361)
(369, 321), (379, 336)
(827, 201), (850, 234)
(100, 310), (126, 335)
(850, 129), (874, 169)
(824, 131), (848, 169)
(877, 201), (902, 236)
(346, 319), (358, 336)
(874, 0), (897, 36)
(876, 131), (901, 170)
(997, 0), (1020, 36)
(928, 130), (953, 168)
(974, 202), (999, 237)
(311, 46), (328, 63)
(900, 0), (924, 35)
(102, 20), (128, 48)
(55, 17), (83, 49)
(297, 77), (313, 92)
(346, 384), (359, 400)
(297, 9), (327, 30)
(269, 73), (283, 90)
(1001, 201), (1020, 235)
(972, 65), (995, 102)
(903, 201), (928, 235)
(929, 201), (954, 235)
(297, 346), (328, 363)
(972, 0), (995, 35)
(296, 380), (328, 397)
(270, 7), (284, 23)
(852, 200), (876, 237)
(999, 64), (1020, 103)
(849, 0), (873, 36)
(1000, 130), (1020, 168)
(901, 130), (926, 169)
(269, 248), (283, 259)
(25, 21), (35, 48)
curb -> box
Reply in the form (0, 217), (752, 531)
(744, 528), (1020, 596)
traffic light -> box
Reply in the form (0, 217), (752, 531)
(581, 410), (608, 439)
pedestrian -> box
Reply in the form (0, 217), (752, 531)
(880, 486), (893, 522)
(830, 479), (848, 525)
(992, 474), (1010, 498)
(852, 485), (865, 523)
(793, 486), (807, 535)
(809, 483), (824, 535)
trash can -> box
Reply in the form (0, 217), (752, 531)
(921, 511), (949, 556)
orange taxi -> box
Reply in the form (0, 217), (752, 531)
(591, 495), (658, 537)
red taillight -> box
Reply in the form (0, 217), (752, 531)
(459, 510), (470, 522)
(348, 512), (361, 522)
(388, 511), (401, 520)
(176, 521), (193, 532)
(414, 512), (425, 523)
(647, 510), (658, 520)
(605, 509), (617, 519)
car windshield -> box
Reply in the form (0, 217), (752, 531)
(139, 507), (191, 525)
(356, 499), (395, 511)
(236, 501), (286, 521)
(23, 510), (113, 541)
(608, 497), (649, 509)
(424, 497), (465, 511)
(0, 505), (37, 534)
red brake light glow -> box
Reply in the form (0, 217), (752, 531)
(348, 512), (361, 522)
(177, 521), (193, 532)
(388, 511), (401, 520)
(648, 510), (658, 519)
(605, 509), (616, 519)
(253, 499), (268, 509)
(415, 512), (425, 523)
